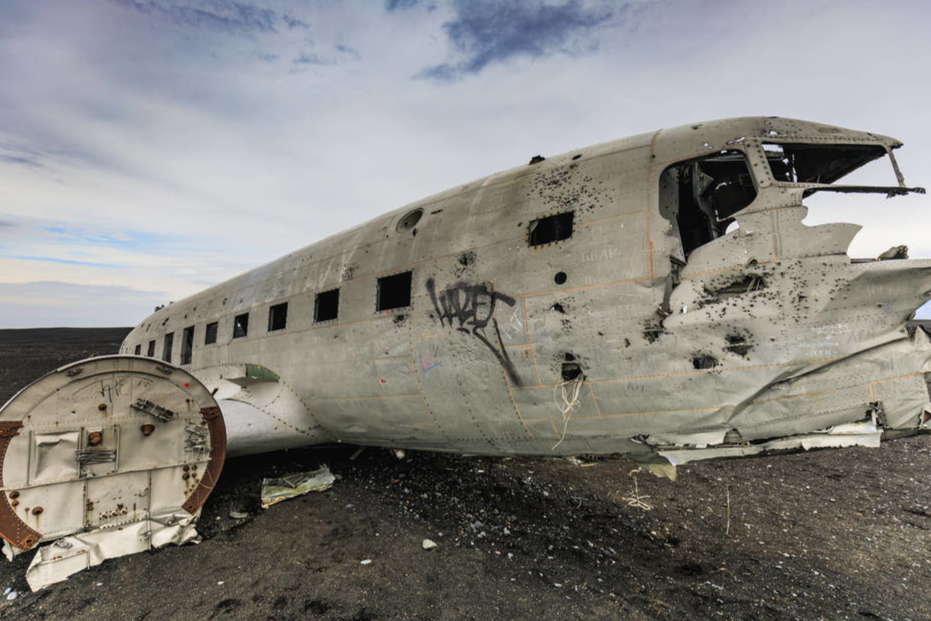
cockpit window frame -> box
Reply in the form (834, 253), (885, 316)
(657, 147), (761, 258)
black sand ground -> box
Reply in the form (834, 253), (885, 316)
(0, 328), (929, 620)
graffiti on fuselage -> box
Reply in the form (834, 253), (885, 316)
(425, 278), (521, 386)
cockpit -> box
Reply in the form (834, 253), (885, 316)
(658, 125), (925, 258)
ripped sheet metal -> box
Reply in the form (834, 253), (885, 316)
(658, 419), (882, 466)
(261, 466), (335, 509)
(23, 511), (199, 591)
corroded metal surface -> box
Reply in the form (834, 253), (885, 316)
(0, 421), (40, 550)
(181, 406), (227, 514)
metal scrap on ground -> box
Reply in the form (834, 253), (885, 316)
(260, 466), (336, 509)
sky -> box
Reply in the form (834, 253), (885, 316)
(1, 0), (929, 327)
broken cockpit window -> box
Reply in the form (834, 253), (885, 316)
(764, 143), (886, 184)
(763, 143), (925, 197)
(659, 150), (757, 257)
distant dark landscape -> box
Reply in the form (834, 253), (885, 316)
(0, 328), (131, 404)
(0, 328), (929, 620)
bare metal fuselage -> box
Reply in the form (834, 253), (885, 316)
(121, 117), (931, 470)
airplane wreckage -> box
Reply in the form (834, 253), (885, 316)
(2, 117), (931, 589)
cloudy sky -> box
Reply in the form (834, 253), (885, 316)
(1, 0), (929, 327)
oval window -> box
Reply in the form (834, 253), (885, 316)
(396, 208), (423, 233)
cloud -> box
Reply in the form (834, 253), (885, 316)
(9, 255), (118, 268)
(251, 51), (279, 63)
(0, 154), (42, 167)
(293, 51), (330, 66)
(0, 140), (46, 168)
(109, 0), (277, 35)
(335, 44), (360, 59)
(385, 0), (426, 11)
(418, 0), (615, 81)
(282, 12), (308, 29)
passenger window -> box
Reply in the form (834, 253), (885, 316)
(134, 344), (141, 356)
(377, 271), (412, 311)
(205, 322), (218, 345)
(268, 303), (288, 332)
(529, 212), (573, 247)
(233, 313), (249, 339)
(162, 332), (174, 363)
(147, 340), (155, 357)
(659, 150), (757, 257)
(181, 326), (195, 365)
(315, 289), (339, 322)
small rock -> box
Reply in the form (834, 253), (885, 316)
(422, 539), (437, 551)
(229, 511), (249, 520)
(6, 592), (17, 601)
(360, 559), (372, 565)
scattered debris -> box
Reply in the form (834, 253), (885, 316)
(229, 510), (250, 520)
(422, 539), (437, 551)
(360, 559), (372, 565)
(261, 466), (336, 508)
(622, 470), (653, 511)
(878, 245), (908, 260)
(552, 374), (585, 450)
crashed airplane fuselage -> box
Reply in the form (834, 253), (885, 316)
(126, 116), (931, 463)
(2, 117), (931, 585)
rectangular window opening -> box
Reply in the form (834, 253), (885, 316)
(268, 302), (288, 332)
(376, 271), (412, 312)
(134, 344), (141, 356)
(529, 211), (574, 247)
(314, 289), (340, 323)
(205, 321), (218, 345)
(162, 332), (174, 363)
(147, 340), (156, 357)
(181, 326), (195, 365)
(763, 143), (887, 185)
(659, 150), (757, 257)
(233, 313), (249, 339)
